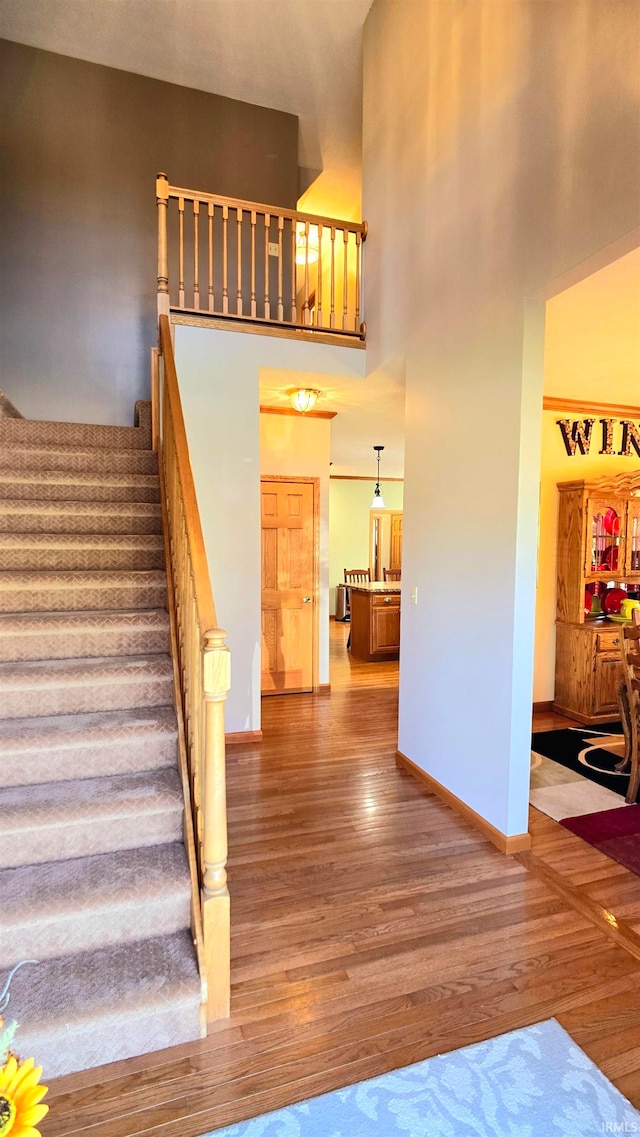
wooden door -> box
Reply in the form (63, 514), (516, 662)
(390, 513), (403, 571)
(261, 479), (315, 695)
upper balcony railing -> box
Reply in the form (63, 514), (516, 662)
(156, 174), (367, 341)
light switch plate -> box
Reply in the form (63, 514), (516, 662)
(268, 243), (279, 257)
(411, 587), (418, 606)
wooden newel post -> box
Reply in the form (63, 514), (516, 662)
(202, 627), (231, 1020)
(156, 173), (170, 319)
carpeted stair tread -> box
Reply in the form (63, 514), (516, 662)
(0, 843), (191, 968)
(0, 443), (157, 475)
(0, 498), (162, 534)
(0, 767), (184, 867)
(0, 608), (170, 662)
(0, 652), (174, 718)
(0, 469), (160, 503)
(0, 568), (166, 613)
(0, 414), (151, 451)
(6, 930), (202, 1078)
(0, 706), (178, 787)
(0, 532), (165, 571)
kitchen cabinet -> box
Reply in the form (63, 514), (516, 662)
(554, 471), (640, 723)
(349, 583), (401, 662)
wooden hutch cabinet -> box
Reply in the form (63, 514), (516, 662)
(554, 471), (640, 724)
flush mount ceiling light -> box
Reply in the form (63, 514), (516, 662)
(371, 445), (385, 509)
(289, 388), (320, 413)
(295, 222), (320, 266)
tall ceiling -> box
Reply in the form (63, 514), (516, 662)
(0, 0), (372, 221)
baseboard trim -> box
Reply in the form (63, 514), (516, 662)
(225, 730), (263, 745)
(532, 700), (553, 714)
(395, 750), (532, 854)
(317, 683), (331, 695)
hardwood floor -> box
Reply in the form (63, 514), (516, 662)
(42, 623), (640, 1135)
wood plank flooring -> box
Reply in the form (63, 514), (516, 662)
(41, 621), (640, 1135)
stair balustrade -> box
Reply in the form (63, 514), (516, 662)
(154, 316), (231, 1021)
(156, 173), (367, 340)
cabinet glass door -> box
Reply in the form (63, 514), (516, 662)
(626, 496), (640, 575)
(586, 498), (625, 575)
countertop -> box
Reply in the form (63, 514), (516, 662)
(348, 582), (401, 595)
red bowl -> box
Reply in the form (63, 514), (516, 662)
(584, 589), (593, 615)
(603, 587), (627, 615)
(603, 508), (619, 535)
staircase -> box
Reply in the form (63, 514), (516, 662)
(0, 402), (204, 1079)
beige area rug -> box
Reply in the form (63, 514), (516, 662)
(530, 750), (630, 822)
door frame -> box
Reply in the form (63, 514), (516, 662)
(260, 475), (321, 693)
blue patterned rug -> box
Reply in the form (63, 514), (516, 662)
(204, 1019), (639, 1136)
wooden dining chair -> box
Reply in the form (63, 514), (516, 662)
(383, 568), (401, 581)
(344, 569), (370, 584)
(617, 609), (640, 803)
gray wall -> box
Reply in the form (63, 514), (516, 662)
(0, 39), (299, 424)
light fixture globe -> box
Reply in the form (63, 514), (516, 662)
(289, 388), (320, 413)
(370, 445), (385, 509)
(295, 222), (320, 266)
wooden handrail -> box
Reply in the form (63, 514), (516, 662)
(158, 315), (217, 636)
(155, 315), (231, 1022)
(167, 182), (368, 236)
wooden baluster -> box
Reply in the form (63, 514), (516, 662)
(193, 200), (200, 310)
(277, 217), (284, 322)
(303, 220), (310, 325)
(264, 213), (271, 321)
(330, 226), (336, 329)
(290, 220), (297, 323)
(250, 210), (257, 318)
(178, 196), (185, 308)
(222, 205), (229, 314)
(355, 229), (361, 333)
(208, 203), (214, 312)
(150, 347), (160, 453)
(236, 207), (243, 316)
(316, 223), (323, 328)
(202, 628), (231, 1020)
(156, 173), (170, 318)
(342, 228), (349, 330)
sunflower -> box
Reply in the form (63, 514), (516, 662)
(0, 1055), (48, 1137)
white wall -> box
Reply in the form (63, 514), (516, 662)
(175, 324), (365, 734)
(329, 479), (404, 611)
(260, 411), (331, 684)
(363, 0), (640, 837)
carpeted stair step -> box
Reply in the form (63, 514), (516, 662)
(0, 767), (184, 868)
(0, 653), (174, 719)
(0, 443), (157, 475)
(0, 843), (192, 968)
(0, 469), (160, 503)
(0, 568), (166, 612)
(0, 608), (170, 662)
(5, 929), (202, 1079)
(0, 499), (162, 534)
(0, 706), (178, 788)
(0, 532), (165, 571)
(0, 412), (151, 452)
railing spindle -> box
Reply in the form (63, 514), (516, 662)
(330, 226), (336, 329)
(355, 230), (361, 333)
(316, 223), (323, 328)
(222, 205), (229, 314)
(342, 228), (349, 331)
(264, 213), (271, 320)
(208, 203), (214, 312)
(303, 220), (310, 325)
(277, 216), (284, 322)
(236, 207), (243, 316)
(193, 200), (200, 310)
(250, 210), (256, 318)
(290, 220), (296, 323)
(178, 196), (185, 309)
(156, 173), (169, 317)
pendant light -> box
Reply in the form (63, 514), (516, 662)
(371, 445), (385, 509)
